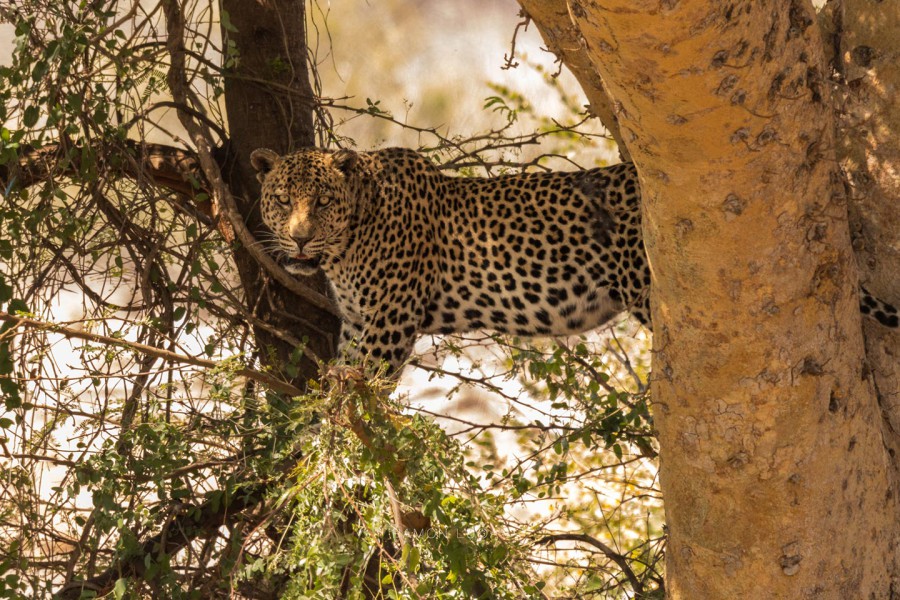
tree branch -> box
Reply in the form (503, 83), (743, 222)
(537, 533), (645, 596)
(0, 140), (208, 204)
(515, 0), (631, 161)
(0, 312), (308, 397)
(54, 482), (266, 600)
(162, 0), (337, 316)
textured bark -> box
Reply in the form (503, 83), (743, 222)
(517, 0), (630, 160)
(221, 0), (317, 156)
(565, 1), (897, 598)
(220, 0), (340, 381)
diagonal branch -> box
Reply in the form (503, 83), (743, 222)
(0, 312), (309, 397)
(162, 0), (336, 316)
(54, 482), (267, 600)
(515, 0), (631, 161)
(537, 533), (646, 596)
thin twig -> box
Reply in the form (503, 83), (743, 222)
(0, 312), (306, 397)
(502, 11), (531, 70)
(537, 533), (644, 596)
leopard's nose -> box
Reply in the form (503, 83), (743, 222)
(292, 235), (312, 249)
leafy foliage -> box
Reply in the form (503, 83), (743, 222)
(0, 1), (663, 598)
(267, 373), (539, 598)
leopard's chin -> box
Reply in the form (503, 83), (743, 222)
(283, 254), (321, 276)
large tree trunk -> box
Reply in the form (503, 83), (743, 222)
(220, 0), (340, 381)
(524, 0), (900, 597)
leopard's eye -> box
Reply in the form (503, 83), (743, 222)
(270, 188), (290, 208)
(318, 194), (333, 207)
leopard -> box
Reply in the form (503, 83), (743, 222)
(250, 146), (899, 372)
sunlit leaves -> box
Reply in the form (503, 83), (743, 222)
(277, 378), (540, 599)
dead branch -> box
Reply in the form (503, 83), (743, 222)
(0, 312), (309, 397)
(502, 10), (531, 70)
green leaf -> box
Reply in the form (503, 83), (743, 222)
(113, 578), (127, 599)
(8, 299), (29, 315)
(208, 490), (222, 513)
(220, 9), (238, 32)
(0, 275), (12, 304)
(31, 60), (48, 81)
(22, 106), (39, 128)
(404, 545), (420, 572)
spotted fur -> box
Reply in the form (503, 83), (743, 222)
(251, 147), (898, 371)
(860, 287), (899, 328)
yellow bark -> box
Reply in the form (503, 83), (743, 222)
(557, 1), (896, 597)
(829, 0), (900, 299)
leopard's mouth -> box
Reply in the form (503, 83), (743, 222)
(283, 252), (321, 275)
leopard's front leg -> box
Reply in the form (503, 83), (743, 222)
(337, 319), (363, 359)
(338, 317), (418, 376)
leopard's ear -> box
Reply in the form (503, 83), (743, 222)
(331, 149), (358, 175)
(250, 148), (280, 184)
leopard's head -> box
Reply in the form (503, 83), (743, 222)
(251, 147), (359, 276)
